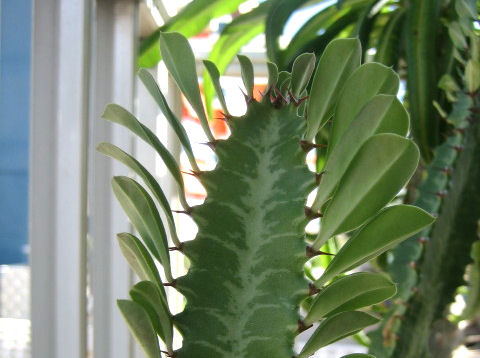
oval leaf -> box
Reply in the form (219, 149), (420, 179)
(237, 54), (255, 98)
(305, 38), (361, 141)
(137, 68), (199, 172)
(266, 61), (279, 90)
(466, 59), (480, 93)
(328, 62), (400, 154)
(130, 281), (173, 352)
(291, 53), (316, 97)
(117, 300), (161, 358)
(102, 104), (189, 209)
(313, 134), (420, 249)
(117, 233), (167, 305)
(203, 60), (230, 116)
(315, 205), (435, 286)
(99, 143), (181, 246)
(305, 272), (396, 324)
(312, 95), (409, 210)
(298, 311), (379, 358)
(159, 32), (214, 142)
(112, 176), (173, 282)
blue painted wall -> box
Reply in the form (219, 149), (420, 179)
(0, 0), (32, 264)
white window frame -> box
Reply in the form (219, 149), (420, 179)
(30, 1), (140, 357)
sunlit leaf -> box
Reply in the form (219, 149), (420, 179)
(298, 311), (379, 358)
(313, 134), (419, 249)
(305, 38), (361, 141)
(117, 300), (161, 358)
(315, 205), (435, 286)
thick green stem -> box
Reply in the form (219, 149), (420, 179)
(392, 122), (480, 358)
(405, 0), (441, 161)
(175, 102), (313, 358)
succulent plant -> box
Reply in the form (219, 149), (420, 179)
(368, 4), (480, 355)
(98, 32), (433, 358)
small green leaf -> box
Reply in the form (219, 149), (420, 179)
(304, 272), (396, 324)
(237, 54), (255, 98)
(291, 53), (316, 97)
(266, 61), (279, 90)
(433, 100), (448, 118)
(102, 104), (188, 209)
(130, 281), (173, 352)
(112, 176), (173, 282)
(466, 60), (480, 93)
(312, 95), (409, 210)
(315, 205), (435, 286)
(448, 22), (468, 50)
(305, 38), (361, 141)
(313, 134), (420, 249)
(159, 32), (214, 142)
(203, 60), (230, 117)
(328, 62), (400, 154)
(438, 74), (460, 102)
(117, 233), (167, 306)
(98, 143), (181, 246)
(137, 68), (199, 172)
(298, 311), (379, 358)
(277, 71), (291, 89)
(117, 300), (161, 358)
(455, 0), (478, 19)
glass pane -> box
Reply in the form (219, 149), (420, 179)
(0, 0), (32, 357)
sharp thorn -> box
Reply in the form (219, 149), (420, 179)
(298, 319), (313, 333)
(182, 170), (204, 178)
(264, 85), (273, 97)
(294, 95), (309, 107)
(436, 190), (448, 198)
(300, 140), (327, 152)
(239, 86), (254, 103)
(169, 243), (184, 252)
(304, 207), (323, 220)
(173, 207), (193, 215)
(219, 111), (233, 120)
(418, 236), (429, 244)
(451, 145), (464, 152)
(163, 279), (177, 287)
(434, 166), (452, 174)
(308, 283), (321, 296)
(306, 246), (333, 258)
(274, 87), (289, 104)
(315, 171), (326, 185)
(453, 127), (466, 135)
(200, 140), (218, 150)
